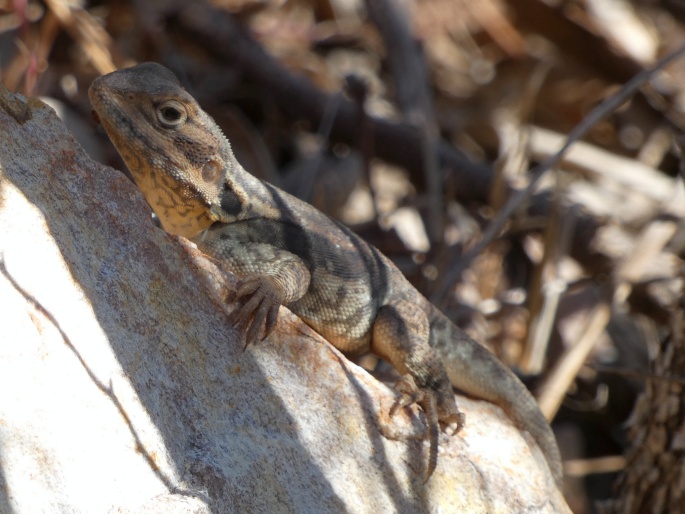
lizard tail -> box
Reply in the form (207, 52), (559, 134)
(428, 307), (563, 487)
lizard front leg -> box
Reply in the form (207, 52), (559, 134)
(372, 300), (465, 480)
(194, 233), (310, 346)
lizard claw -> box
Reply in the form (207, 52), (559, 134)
(390, 375), (438, 481)
(443, 410), (466, 437)
(228, 275), (284, 347)
(390, 374), (465, 482)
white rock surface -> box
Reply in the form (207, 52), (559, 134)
(0, 83), (569, 513)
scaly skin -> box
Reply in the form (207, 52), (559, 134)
(89, 62), (563, 486)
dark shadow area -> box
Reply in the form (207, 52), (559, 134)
(336, 356), (431, 514)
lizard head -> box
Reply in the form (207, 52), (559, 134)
(89, 62), (234, 238)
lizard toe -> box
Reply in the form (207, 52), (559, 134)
(390, 374), (448, 483)
(417, 391), (440, 483)
(390, 374), (424, 417)
(230, 275), (285, 347)
(442, 411), (465, 436)
(245, 304), (268, 347)
(261, 303), (280, 341)
(235, 278), (260, 299)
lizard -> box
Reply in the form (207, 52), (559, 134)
(88, 62), (563, 487)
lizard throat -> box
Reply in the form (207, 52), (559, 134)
(130, 165), (216, 239)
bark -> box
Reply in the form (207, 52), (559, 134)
(608, 280), (685, 513)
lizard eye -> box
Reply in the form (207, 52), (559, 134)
(156, 100), (187, 129)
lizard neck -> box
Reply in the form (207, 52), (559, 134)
(209, 160), (283, 225)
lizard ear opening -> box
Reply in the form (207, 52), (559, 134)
(201, 159), (222, 184)
(156, 100), (187, 129)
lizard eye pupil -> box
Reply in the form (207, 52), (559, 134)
(156, 100), (187, 129)
(162, 107), (179, 120)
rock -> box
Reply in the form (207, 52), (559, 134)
(0, 82), (569, 513)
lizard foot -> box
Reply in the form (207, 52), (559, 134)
(390, 374), (465, 481)
(227, 275), (284, 347)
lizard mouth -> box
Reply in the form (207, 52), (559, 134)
(91, 110), (101, 125)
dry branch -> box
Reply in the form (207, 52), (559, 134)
(171, 3), (493, 205)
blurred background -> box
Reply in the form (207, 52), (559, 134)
(3, 1), (685, 511)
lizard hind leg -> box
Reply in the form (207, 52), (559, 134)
(390, 374), (442, 481)
(372, 303), (465, 480)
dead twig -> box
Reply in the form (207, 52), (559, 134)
(364, 0), (442, 242)
(538, 300), (611, 419)
(171, 3), (492, 206)
(435, 42), (685, 304)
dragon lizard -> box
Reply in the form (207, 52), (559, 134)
(89, 62), (563, 486)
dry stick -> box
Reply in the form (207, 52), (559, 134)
(292, 92), (344, 203)
(521, 178), (576, 375)
(344, 76), (379, 220)
(173, 4), (493, 206)
(435, 42), (685, 304)
(44, 0), (116, 74)
(564, 456), (627, 477)
(539, 223), (678, 418)
(528, 127), (675, 202)
(614, 219), (679, 306)
(465, 0), (527, 57)
(507, 0), (643, 84)
(173, 4), (668, 284)
(590, 364), (685, 387)
(364, 0), (443, 243)
(538, 301), (612, 419)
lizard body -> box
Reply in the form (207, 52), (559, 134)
(89, 62), (563, 486)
